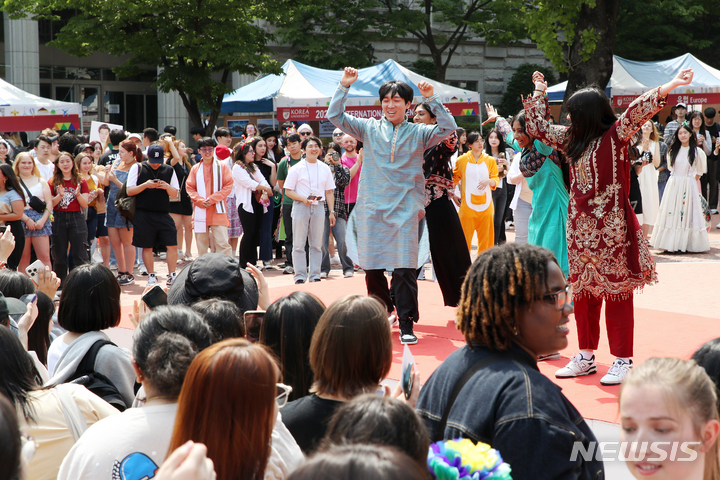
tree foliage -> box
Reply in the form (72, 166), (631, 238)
(3, 0), (282, 134)
(499, 64), (557, 118)
(613, 0), (720, 70)
(274, 0), (528, 82)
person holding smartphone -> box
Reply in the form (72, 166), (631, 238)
(282, 136), (336, 284)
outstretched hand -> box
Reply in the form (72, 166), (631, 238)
(673, 68), (694, 87)
(485, 103), (499, 122)
(418, 81), (434, 98)
(341, 67), (358, 88)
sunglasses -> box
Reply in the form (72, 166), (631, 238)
(299, 132), (311, 136)
(333, 133), (344, 137)
(544, 285), (573, 310)
(199, 147), (214, 153)
(276, 383), (293, 407)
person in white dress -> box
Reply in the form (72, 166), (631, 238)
(651, 124), (709, 252)
(637, 121), (661, 240)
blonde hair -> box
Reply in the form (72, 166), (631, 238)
(645, 121), (660, 142)
(162, 137), (192, 170)
(13, 152), (41, 178)
(74, 152), (95, 176)
(621, 357), (720, 480)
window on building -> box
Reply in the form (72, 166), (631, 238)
(448, 80), (478, 92)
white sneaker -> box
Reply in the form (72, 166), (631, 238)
(166, 272), (177, 287)
(139, 264), (149, 276)
(330, 254), (341, 266)
(147, 273), (158, 286)
(555, 353), (597, 378)
(601, 358), (633, 385)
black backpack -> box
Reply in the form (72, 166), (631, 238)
(65, 340), (127, 412)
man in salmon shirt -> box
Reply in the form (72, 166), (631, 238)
(186, 139), (234, 257)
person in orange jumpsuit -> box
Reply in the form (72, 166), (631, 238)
(453, 131), (499, 255)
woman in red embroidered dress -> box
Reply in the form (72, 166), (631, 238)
(523, 68), (694, 385)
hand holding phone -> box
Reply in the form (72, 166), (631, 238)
(142, 285), (168, 309)
(25, 259), (46, 285)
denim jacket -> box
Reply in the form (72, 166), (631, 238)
(416, 343), (604, 480)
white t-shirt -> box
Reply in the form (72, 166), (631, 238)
(47, 337), (70, 376)
(35, 158), (55, 182)
(283, 159), (335, 201)
(58, 403), (178, 480)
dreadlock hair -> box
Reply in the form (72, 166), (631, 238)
(457, 243), (558, 350)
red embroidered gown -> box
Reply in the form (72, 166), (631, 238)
(523, 89), (666, 300)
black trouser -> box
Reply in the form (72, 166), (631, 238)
(700, 157), (718, 209)
(6, 220), (25, 271)
(52, 211), (88, 285)
(365, 268), (418, 323)
(282, 203), (294, 266)
(238, 198), (263, 267)
(492, 181), (508, 245)
(426, 195), (472, 307)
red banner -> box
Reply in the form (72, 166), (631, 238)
(613, 92), (720, 108)
(0, 114), (80, 132)
(276, 102), (479, 122)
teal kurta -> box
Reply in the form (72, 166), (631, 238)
(526, 159), (570, 276)
(327, 84), (456, 270)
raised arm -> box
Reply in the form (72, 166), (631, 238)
(522, 94), (568, 152)
(420, 85), (457, 149)
(327, 67), (368, 141)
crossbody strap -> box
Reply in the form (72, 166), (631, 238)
(433, 353), (504, 442)
(54, 384), (88, 441)
(19, 178), (33, 199)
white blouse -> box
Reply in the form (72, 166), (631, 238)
(232, 163), (270, 214)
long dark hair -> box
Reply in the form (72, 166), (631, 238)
(669, 124), (697, 168)
(26, 292), (55, 367)
(563, 87), (617, 163)
(687, 111), (707, 136)
(484, 128), (508, 156)
(0, 327), (40, 420)
(0, 164), (26, 206)
(235, 143), (256, 174)
(456, 127), (469, 154)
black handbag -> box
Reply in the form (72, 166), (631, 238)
(20, 179), (47, 214)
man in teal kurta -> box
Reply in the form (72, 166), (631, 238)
(327, 67), (456, 344)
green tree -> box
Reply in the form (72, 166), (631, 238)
(274, 0), (528, 83)
(409, 59), (438, 80)
(3, 0), (282, 135)
(526, 0), (620, 116)
(614, 0), (720, 70)
(499, 64), (557, 118)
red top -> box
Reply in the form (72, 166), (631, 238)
(523, 88), (666, 300)
(49, 178), (89, 212)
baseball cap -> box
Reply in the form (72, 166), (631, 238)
(675, 102), (687, 109)
(147, 144), (165, 164)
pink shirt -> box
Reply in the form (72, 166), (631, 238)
(341, 154), (361, 204)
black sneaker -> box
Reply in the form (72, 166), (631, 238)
(118, 273), (134, 286)
(399, 321), (418, 345)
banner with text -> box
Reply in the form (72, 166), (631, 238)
(277, 102), (479, 122)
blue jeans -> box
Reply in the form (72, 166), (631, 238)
(513, 198), (532, 244)
(292, 201), (325, 282)
(321, 213), (354, 275)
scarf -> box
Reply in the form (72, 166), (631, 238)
(194, 160), (225, 233)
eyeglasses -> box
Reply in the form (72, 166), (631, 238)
(199, 147), (214, 153)
(299, 132), (311, 136)
(544, 285), (573, 310)
(276, 383), (293, 407)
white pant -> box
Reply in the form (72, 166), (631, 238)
(513, 198), (532, 244)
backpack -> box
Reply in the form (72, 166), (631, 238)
(114, 181), (135, 224)
(114, 163), (145, 224)
(65, 340), (127, 412)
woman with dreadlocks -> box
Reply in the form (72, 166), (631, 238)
(416, 243), (604, 480)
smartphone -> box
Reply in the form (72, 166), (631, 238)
(401, 344), (415, 400)
(402, 362), (415, 400)
(0, 225), (7, 234)
(306, 195), (319, 201)
(141, 285), (168, 309)
(25, 259), (46, 285)
(244, 310), (265, 343)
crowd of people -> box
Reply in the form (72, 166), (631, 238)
(1, 65), (720, 480)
